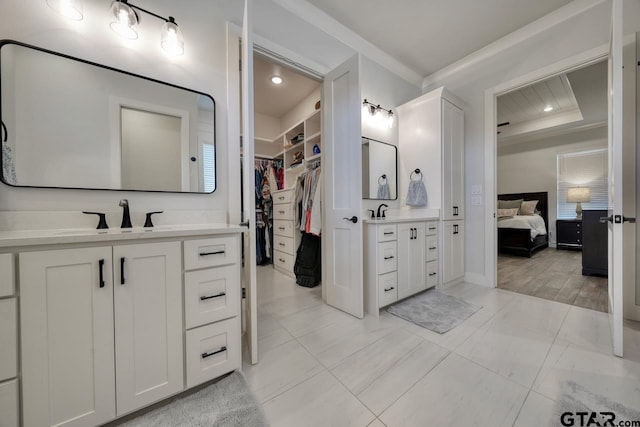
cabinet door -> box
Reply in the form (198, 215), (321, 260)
(114, 242), (183, 415)
(397, 223), (427, 300)
(20, 247), (115, 427)
(442, 221), (465, 284)
(442, 100), (464, 220)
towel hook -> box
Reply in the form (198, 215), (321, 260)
(410, 168), (423, 181)
(378, 174), (387, 184)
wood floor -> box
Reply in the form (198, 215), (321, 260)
(498, 247), (608, 313)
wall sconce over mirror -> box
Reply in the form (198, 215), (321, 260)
(46, 0), (185, 56)
(362, 99), (394, 129)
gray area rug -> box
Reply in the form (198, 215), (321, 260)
(118, 371), (269, 427)
(387, 289), (481, 334)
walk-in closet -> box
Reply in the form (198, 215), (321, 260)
(252, 53), (323, 291)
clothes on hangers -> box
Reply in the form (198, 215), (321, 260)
(254, 158), (284, 265)
(294, 166), (322, 236)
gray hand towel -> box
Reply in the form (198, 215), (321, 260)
(377, 182), (390, 199)
(406, 180), (427, 206)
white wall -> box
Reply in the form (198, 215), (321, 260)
(421, 1), (615, 282)
(360, 55), (421, 215)
(497, 128), (607, 246)
(281, 86), (321, 131)
(0, 0), (238, 217)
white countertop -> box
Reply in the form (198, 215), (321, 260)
(364, 216), (439, 224)
(0, 224), (245, 248)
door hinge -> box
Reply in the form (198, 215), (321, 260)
(242, 288), (246, 299)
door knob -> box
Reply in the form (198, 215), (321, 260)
(343, 216), (358, 224)
(600, 216), (613, 223)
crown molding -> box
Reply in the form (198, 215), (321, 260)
(422, 0), (609, 90)
(270, 0), (423, 87)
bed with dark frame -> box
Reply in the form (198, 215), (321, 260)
(497, 191), (549, 258)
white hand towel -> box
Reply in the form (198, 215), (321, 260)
(406, 180), (427, 206)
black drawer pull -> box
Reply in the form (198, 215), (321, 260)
(429, 246), (437, 250)
(278, 196), (285, 200)
(384, 286), (395, 292)
(120, 257), (125, 285)
(200, 250), (225, 256)
(279, 210), (285, 214)
(200, 292), (226, 301)
(278, 227), (286, 230)
(279, 242), (285, 246)
(383, 231), (394, 235)
(99, 259), (105, 288)
(453, 206), (459, 216)
(202, 346), (227, 359)
(429, 227), (437, 230)
(429, 272), (437, 276)
(384, 255), (395, 260)
(279, 258), (286, 263)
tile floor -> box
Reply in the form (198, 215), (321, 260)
(242, 266), (640, 427)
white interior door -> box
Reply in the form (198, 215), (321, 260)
(241, 0), (258, 365)
(607, 0), (635, 357)
(323, 55), (364, 318)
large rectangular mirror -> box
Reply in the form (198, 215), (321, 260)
(0, 41), (216, 193)
(362, 137), (397, 200)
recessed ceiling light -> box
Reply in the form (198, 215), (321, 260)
(271, 76), (283, 85)
(543, 105), (553, 112)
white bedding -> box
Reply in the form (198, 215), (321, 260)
(498, 214), (547, 240)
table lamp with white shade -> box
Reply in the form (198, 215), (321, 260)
(567, 187), (591, 219)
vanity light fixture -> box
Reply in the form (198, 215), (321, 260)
(543, 105), (554, 112)
(109, 0), (185, 56)
(46, 0), (84, 21)
(362, 99), (394, 129)
(271, 76), (283, 85)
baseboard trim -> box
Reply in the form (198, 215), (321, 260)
(464, 272), (492, 287)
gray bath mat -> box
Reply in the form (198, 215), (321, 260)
(117, 371), (269, 427)
(387, 289), (481, 334)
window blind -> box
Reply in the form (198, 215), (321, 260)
(202, 143), (216, 193)
(557, 149), (608, 219)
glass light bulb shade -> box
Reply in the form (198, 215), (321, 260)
(109, 1), (138, 39)
(161, 20), (185, 56)
(387, 111), (394, 128)
(47, 0), (84, 20)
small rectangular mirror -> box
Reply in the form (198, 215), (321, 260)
(362, 137), (397, 200)
(0, 40), (216, 193)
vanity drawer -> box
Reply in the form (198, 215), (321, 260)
(426, 260), (438, 288)
(378, 271), (398, 308)
(273, 189), (293, 205)
(274, 206), (293, 220)
(0, 379), (18, 427)
(377, 224), (398, 242)
(274, 250), (294, 272)
(0, 299), (16, 382)
(426, 222), (438, 236)
(186, 317), (240, 388)
(377, 242), (397, 274)
(426, 235), (438, 262)
(0, 254), (14, 297)
(185, 266), (239, 329)
(274, 220), (295, 238)
(274, 235), (295, 255)
(184, 236), (239, 271)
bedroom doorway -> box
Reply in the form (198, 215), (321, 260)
(494, 59), (609, 313)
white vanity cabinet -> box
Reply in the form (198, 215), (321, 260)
(442, 221), (465, 284)
(397, 223), (426, 299)
(364, 219), (438, 315)
(441, 99), (465, 221)
(20, 247), (117, 427)
(10, 227), (243, 427)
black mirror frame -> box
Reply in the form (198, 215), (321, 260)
(361, 136), (398, 201)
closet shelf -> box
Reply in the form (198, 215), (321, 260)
(305, 132), (321, 142)
(306, 154), (321, 162)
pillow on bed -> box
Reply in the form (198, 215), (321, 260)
(498, 199), (523, 213)
(497, 208), (519, 218)
(520, 200), (539, 216)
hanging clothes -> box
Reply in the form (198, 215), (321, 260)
(293, 164), (322, 288)
(254, 158), (284, 265)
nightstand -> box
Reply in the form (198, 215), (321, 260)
(556, 219), (582, 250)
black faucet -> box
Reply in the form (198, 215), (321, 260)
(376, 203), (388, 219)
(119, 199), (132, 228)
